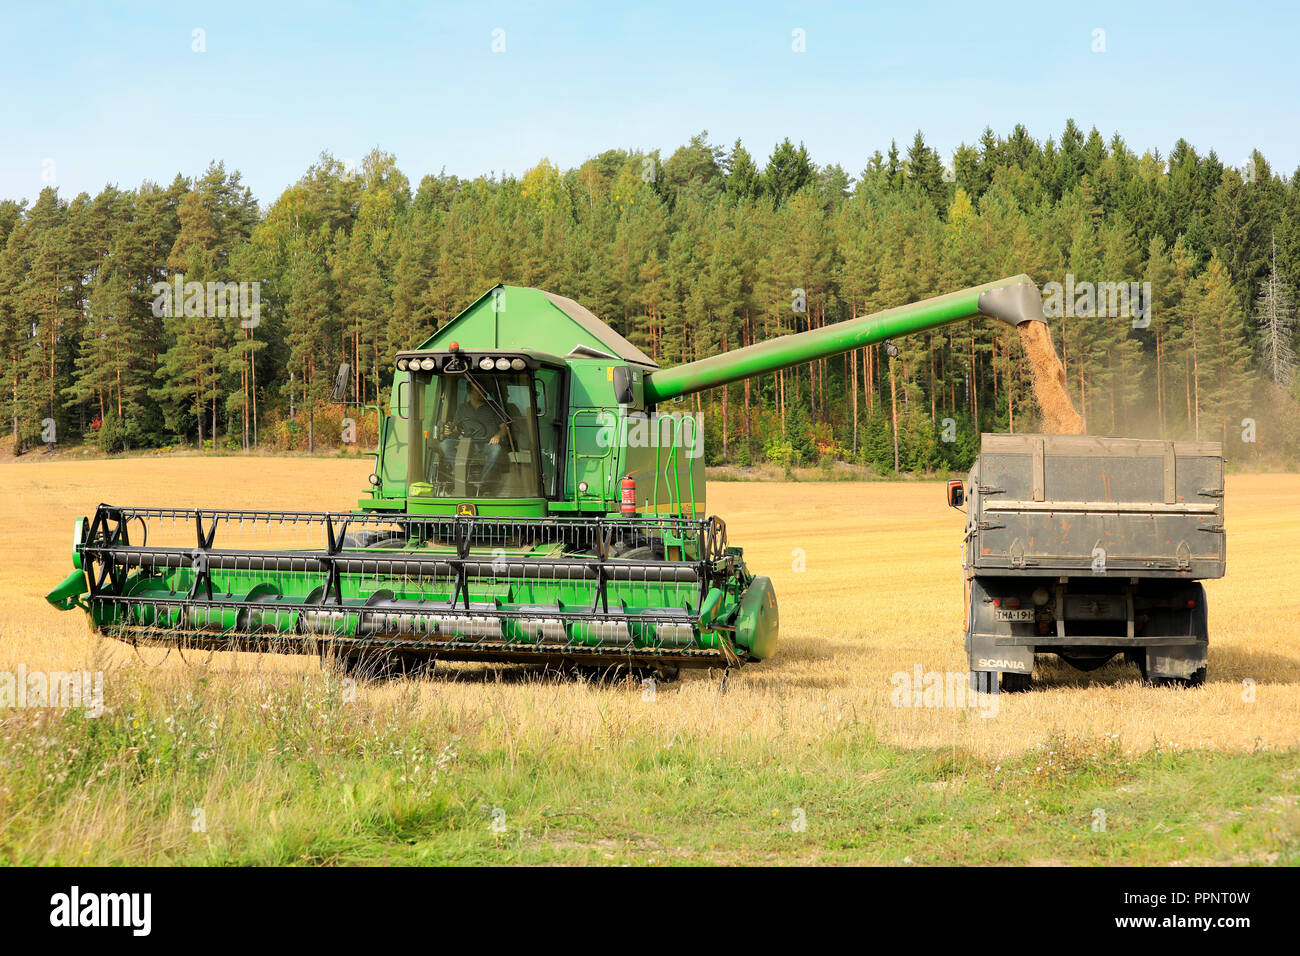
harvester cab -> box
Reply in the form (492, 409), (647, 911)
(364, 285), (703, 521)
(394, 347), (553, 502)
(47, 276), (1048, 677)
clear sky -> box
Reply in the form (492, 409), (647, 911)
(2, 0), (1296, 205)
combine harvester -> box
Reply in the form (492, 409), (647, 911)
(47, 277), (1048, 676)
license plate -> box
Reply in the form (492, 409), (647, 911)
(994, 608), (1034, 622)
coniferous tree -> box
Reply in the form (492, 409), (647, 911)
(2, 123), (1299, 466)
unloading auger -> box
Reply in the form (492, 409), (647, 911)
(47, 277), (1047, 674)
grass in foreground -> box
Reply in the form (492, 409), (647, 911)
(1, 664), (1296, 866)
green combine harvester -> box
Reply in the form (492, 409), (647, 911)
(47, 277), (1048, 675)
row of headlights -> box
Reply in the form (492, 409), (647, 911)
(397, 357), (438, 371)
(395, 355), (527, 373)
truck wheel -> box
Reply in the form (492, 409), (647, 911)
(968, 671), (1030, 693)
(1000, 671), (1033, 693)
(1149, 666), (1206, 689)
(969, 671), (997, 694)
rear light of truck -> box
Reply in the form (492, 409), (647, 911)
(1002, 596), (1022, 609)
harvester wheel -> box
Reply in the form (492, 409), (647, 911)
(341, 530), (407, 549)
(611, 544), (658, 561)
(322, 649), (436, 680)
(570, 663), (675, 685)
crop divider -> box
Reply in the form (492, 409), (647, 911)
(187, 509), (219, 601)
(316, 514), (350, 605)
(448, 518), (474, 609)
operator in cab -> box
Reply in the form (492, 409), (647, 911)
(439, 379), (510, 494)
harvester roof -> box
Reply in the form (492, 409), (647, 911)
(416, 284), (658, 368)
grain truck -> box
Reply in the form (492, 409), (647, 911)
(949, 433), (1226, 692)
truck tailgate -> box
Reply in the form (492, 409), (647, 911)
(969, 434), (1225, 578)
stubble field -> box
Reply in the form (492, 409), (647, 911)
(1, 456), (1297, 865)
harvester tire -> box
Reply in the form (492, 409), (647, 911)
(341, 530), (407, 549)
(323, 650), (436, 680)
(570, 662), (676, 685)
(609, 544), (660, 561)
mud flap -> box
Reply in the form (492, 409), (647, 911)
(965, 631), (1034, 675)
(1143, 583), (1209, 679)
(1143, 643), (1208, 680)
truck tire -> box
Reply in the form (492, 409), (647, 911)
(1059, 652), (1114, 672)
(968, 671), (1031, 694)
(1148, 666), (1206, 689)
(1000, 671), (1032, 693)
(969, 671), (996, 694)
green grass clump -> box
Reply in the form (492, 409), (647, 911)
(1, 667), (1295, 866)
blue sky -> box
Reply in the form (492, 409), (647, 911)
(2, 0), (1296, 205)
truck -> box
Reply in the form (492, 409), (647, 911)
(949, 433), (1226, 692)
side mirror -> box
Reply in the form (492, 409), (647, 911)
(946, 479), (965, 509)
(329, 363), (351, 403)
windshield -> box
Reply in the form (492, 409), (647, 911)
(407, 371), (543, 498)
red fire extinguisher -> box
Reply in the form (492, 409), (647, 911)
(620, 474), (636, 515)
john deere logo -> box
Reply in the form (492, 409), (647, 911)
(456, 502), (478, 516)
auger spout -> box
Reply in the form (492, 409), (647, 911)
(642, 275), (1045, 405)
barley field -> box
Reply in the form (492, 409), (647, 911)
(1, 456), (1297, 865)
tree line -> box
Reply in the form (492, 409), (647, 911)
(2, 121), (1298, 471)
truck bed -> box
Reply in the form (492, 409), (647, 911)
(966, 434), (1225, 579)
